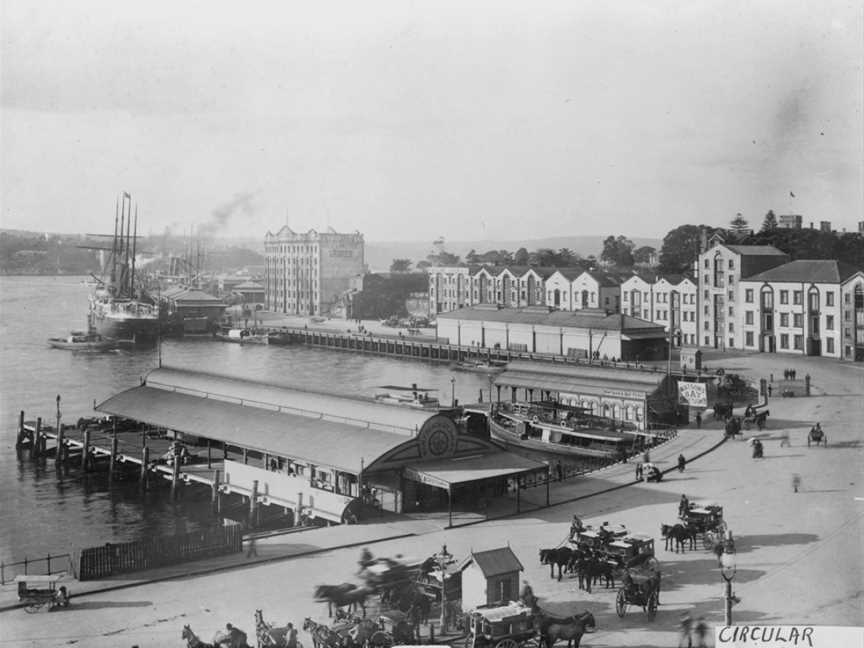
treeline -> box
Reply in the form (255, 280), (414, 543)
(0, 232), (100, 275)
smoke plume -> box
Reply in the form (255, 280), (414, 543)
(198, 192), (256, 237)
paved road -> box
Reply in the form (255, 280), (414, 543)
(1, 353), (861, 647)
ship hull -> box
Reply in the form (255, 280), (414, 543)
(489, 418), (618, 459)
(91, 315), (159, 345)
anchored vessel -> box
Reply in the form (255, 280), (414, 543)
(47, 330), (118, 352)
(86, 193), (159, 344)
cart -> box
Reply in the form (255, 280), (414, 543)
(604, 535), (656, 569)
(377, 610), (417, 646)
(464, 602), (537, 648)
(15, 574), (70, 613)
(682, 504), (727, 550)
(615, 568), (659, 619)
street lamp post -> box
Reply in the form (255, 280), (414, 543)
(434, 544), (455, 631)
(720, 544), (737, 626)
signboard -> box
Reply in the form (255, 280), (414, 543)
(678, 381), (708, 407)
(715, 625), (864, 647)
(602, 389), (644, 400)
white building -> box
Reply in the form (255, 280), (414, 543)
(653, 275), (698, 347)
(695, 239), (789, 350)
(840, 269), (864, 361)
(264, 227), (365, 316)
(621, 273), (654, 321)
(740, 260), (863, 359)
(428, 265), (471, 314)
(567, 270), (621, 312)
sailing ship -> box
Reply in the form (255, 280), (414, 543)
(84, 193), (159, 344)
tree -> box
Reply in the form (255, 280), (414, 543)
(529, 248), (558, 267)
(389, 258), (412, 273)
(465, 249), (480, 264)
(600, 235), (635, 268)
(760, 210), (778, 232)
(633, 246), (657, 265)
(730, 213), (750, 238)
(513, 247), (530, 265)
(658, 224), (709, 274)
(426, 250), (461, 266)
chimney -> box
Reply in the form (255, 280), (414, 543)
(700, 227), (708, 253)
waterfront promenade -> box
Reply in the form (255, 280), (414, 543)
(1, 353), (861, 647)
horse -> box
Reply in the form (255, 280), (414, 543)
(255, 609), (294, 648)
(537, 611), (596, 648)
(303, 618), (344, 648)
(808, 427), (827, 447)
(183, 625), (215, 648)
(539, 547), (573, 580)
(314, 584), (370, 617)
(661, 523), (695, 553)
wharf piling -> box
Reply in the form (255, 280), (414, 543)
(249, 479), (259, 528)
(109, 425), (118, 480)
(34, 418), (43, 459)
(81, 428), (91, 471)
(15, 410), (26, 448)
(141, 446), (150, 491)
(54, 396), (63, 468)
(212, 469), (221, 513)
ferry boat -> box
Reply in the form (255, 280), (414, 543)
(450, 359), (507, 374)
(490, 401), (642, 459)
(213, 326), (269, 345)
(48, 330), (118, 352)
(373, 384), (440, 409)
(85, 193), (159, 345)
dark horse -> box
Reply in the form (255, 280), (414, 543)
(539, 547), (573, 581)
(536, 611), (596, 648)
(314, 583), (371, 617)
(661, 523), (696, 553)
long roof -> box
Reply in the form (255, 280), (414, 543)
(494, 360), (663, 397)
(95, 385), (407, 473)
(403, 452), (546, 488)
(438, 306), (664, 332)
(723, 244), (787, 256)
(141, 367), (436, 433)
(742, 259), (863, 283)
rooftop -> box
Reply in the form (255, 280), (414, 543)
(743, 259), (863, 283)
(458, 546), (524, 577)
(438, 306), (664, 332)
(723, 244), (788, 257)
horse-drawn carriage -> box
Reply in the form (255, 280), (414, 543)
(681, 504), (727, 550)
(615, 566), (660, 619)
(464, 602), (538, 648)
(743, 407), (769, 431)
(807, 425), (827, 447)
(15, 574), (70, 613)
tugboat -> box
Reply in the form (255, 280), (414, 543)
(84, 193), (159, 345)
(373, 384), (440, 409)
(48, 330), (118, 352)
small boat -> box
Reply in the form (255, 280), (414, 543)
(373, 384), (440, 409)
(451, 359), (507, 373)
(48, 331), (118, 352)
(213, 326), (269, 345)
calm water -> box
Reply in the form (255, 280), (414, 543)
(0, 276), (492, 566)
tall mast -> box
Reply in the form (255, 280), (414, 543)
(131, 204), (138, 296)
(111, 196), (119, 287)
(123, 195), (132, 296)
(118, 198), (126, 294)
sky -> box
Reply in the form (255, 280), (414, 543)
(1, 0), (862, 243)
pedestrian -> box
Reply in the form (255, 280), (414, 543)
(635, 462), (643, 481)
(642, 449), (650, 463)
(677, 454), (686, 472)
(792, 473), (801, 493)
(693, 617), (708, 648)
(792, 369), (797, 380)
(678, 612), (693, 648)
(555, 460), (563, 482)
(695, 412), (702, 428)
(768, 384), (773, 397)
(780, 430), (790, 447)
(678, 493), (690, 518)
(286, 623), (298, 648)
(245, 536), (258, 558)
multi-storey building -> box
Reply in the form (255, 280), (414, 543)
(264, 226), (365, 316)
(778, 214), (803, 229)
(428, 265), (471, 314)
(621, 274), (654, 321)
(840, 269), (864, 361)
(653, 275), (698, 347)
(695, 240), (789, 350)
(427, 265), (557, 316)
(739, 260), (863, 359)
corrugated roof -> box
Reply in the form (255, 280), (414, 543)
(170, 289), (225, 303)
(724, 244), (787, 256)
(583, 270), (621, 287)
(461, 547), (525, 577)
(495, 370), (658, 398)
(405, 452), (546, 488)
(95, 386), (408, 472)
(438, 307), (664, 332)
(743, 259), (863, 283)
(234, 281), (264, 290)
(145, 367), (435, 434)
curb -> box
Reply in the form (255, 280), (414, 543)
(0, 532), (416, 614)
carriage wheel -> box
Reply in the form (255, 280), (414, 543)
(646, 591), (658, 619)
(25, 600), (45, 614)
(494, 639), (519, 648)
(370, 631), (392, 648)
(615, 588), (627, 618)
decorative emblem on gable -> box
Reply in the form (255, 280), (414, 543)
(418, 415), (458, 458)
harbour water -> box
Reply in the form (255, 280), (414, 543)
(0, 276), (494, 566)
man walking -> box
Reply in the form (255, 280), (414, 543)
(678, 612), (693, 648)
(245, 536), (258, 558)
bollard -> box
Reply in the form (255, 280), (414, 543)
(15, 410), (25, 448)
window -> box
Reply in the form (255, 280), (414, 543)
(826, 338), (835, 354)
(827, 315), (834, 331)
(623, 292), (629, 302)
(793, 313), (803, 328)
(704, 336), (710, 345)
(845, 292), (851, 304)
(793, 291), (802, 305)
(745, 289), (754, 303)
(826, 291), (835, 307)
(745, 311), (754, 325)
(780, 313), (789, 327)
(728, 322), (734, 333)
(846, 327), (852, 338)
(728, 274), (734, 285)
(745, 331), (754, 346)
(780, 334), (789, 349)
(794, 335), (803, 350)
(728, 290), (734, 301)
(728, 306), (734, 317)
(704, 322), (710, 331)
(729, 337), (734, 347)
(704, 259), (710, 268)
(780, 290), (789, 304)
(728, 259), (735, 270)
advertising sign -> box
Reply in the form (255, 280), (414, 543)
(678, 381), (708, 407)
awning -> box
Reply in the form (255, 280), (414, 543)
(96, 385), (409, 473)
(403, 452), (547, 489)
(495, 370), (653, 400)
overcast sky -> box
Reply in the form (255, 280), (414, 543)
(1, 0), (861, 243)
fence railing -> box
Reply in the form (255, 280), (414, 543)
(78, 522), (242, 581)
(0, 553), (76, 585)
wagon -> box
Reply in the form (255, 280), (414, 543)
(15, 574), (70, 613)
(615, 569), (659, 619)
(464, 601), (537, 648)
(605, 535), (657, 569)
(682, 504), (727, 550)
(377, 610), (418, 645)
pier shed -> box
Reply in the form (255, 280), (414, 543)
(94, 367), (547, 525)
(458, 546), (524, 609)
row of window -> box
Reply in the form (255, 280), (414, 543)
(743, 288), (837, 307)
(742, 332), (837, 354)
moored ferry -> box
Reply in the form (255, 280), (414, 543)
(373, 384), (441, 409)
